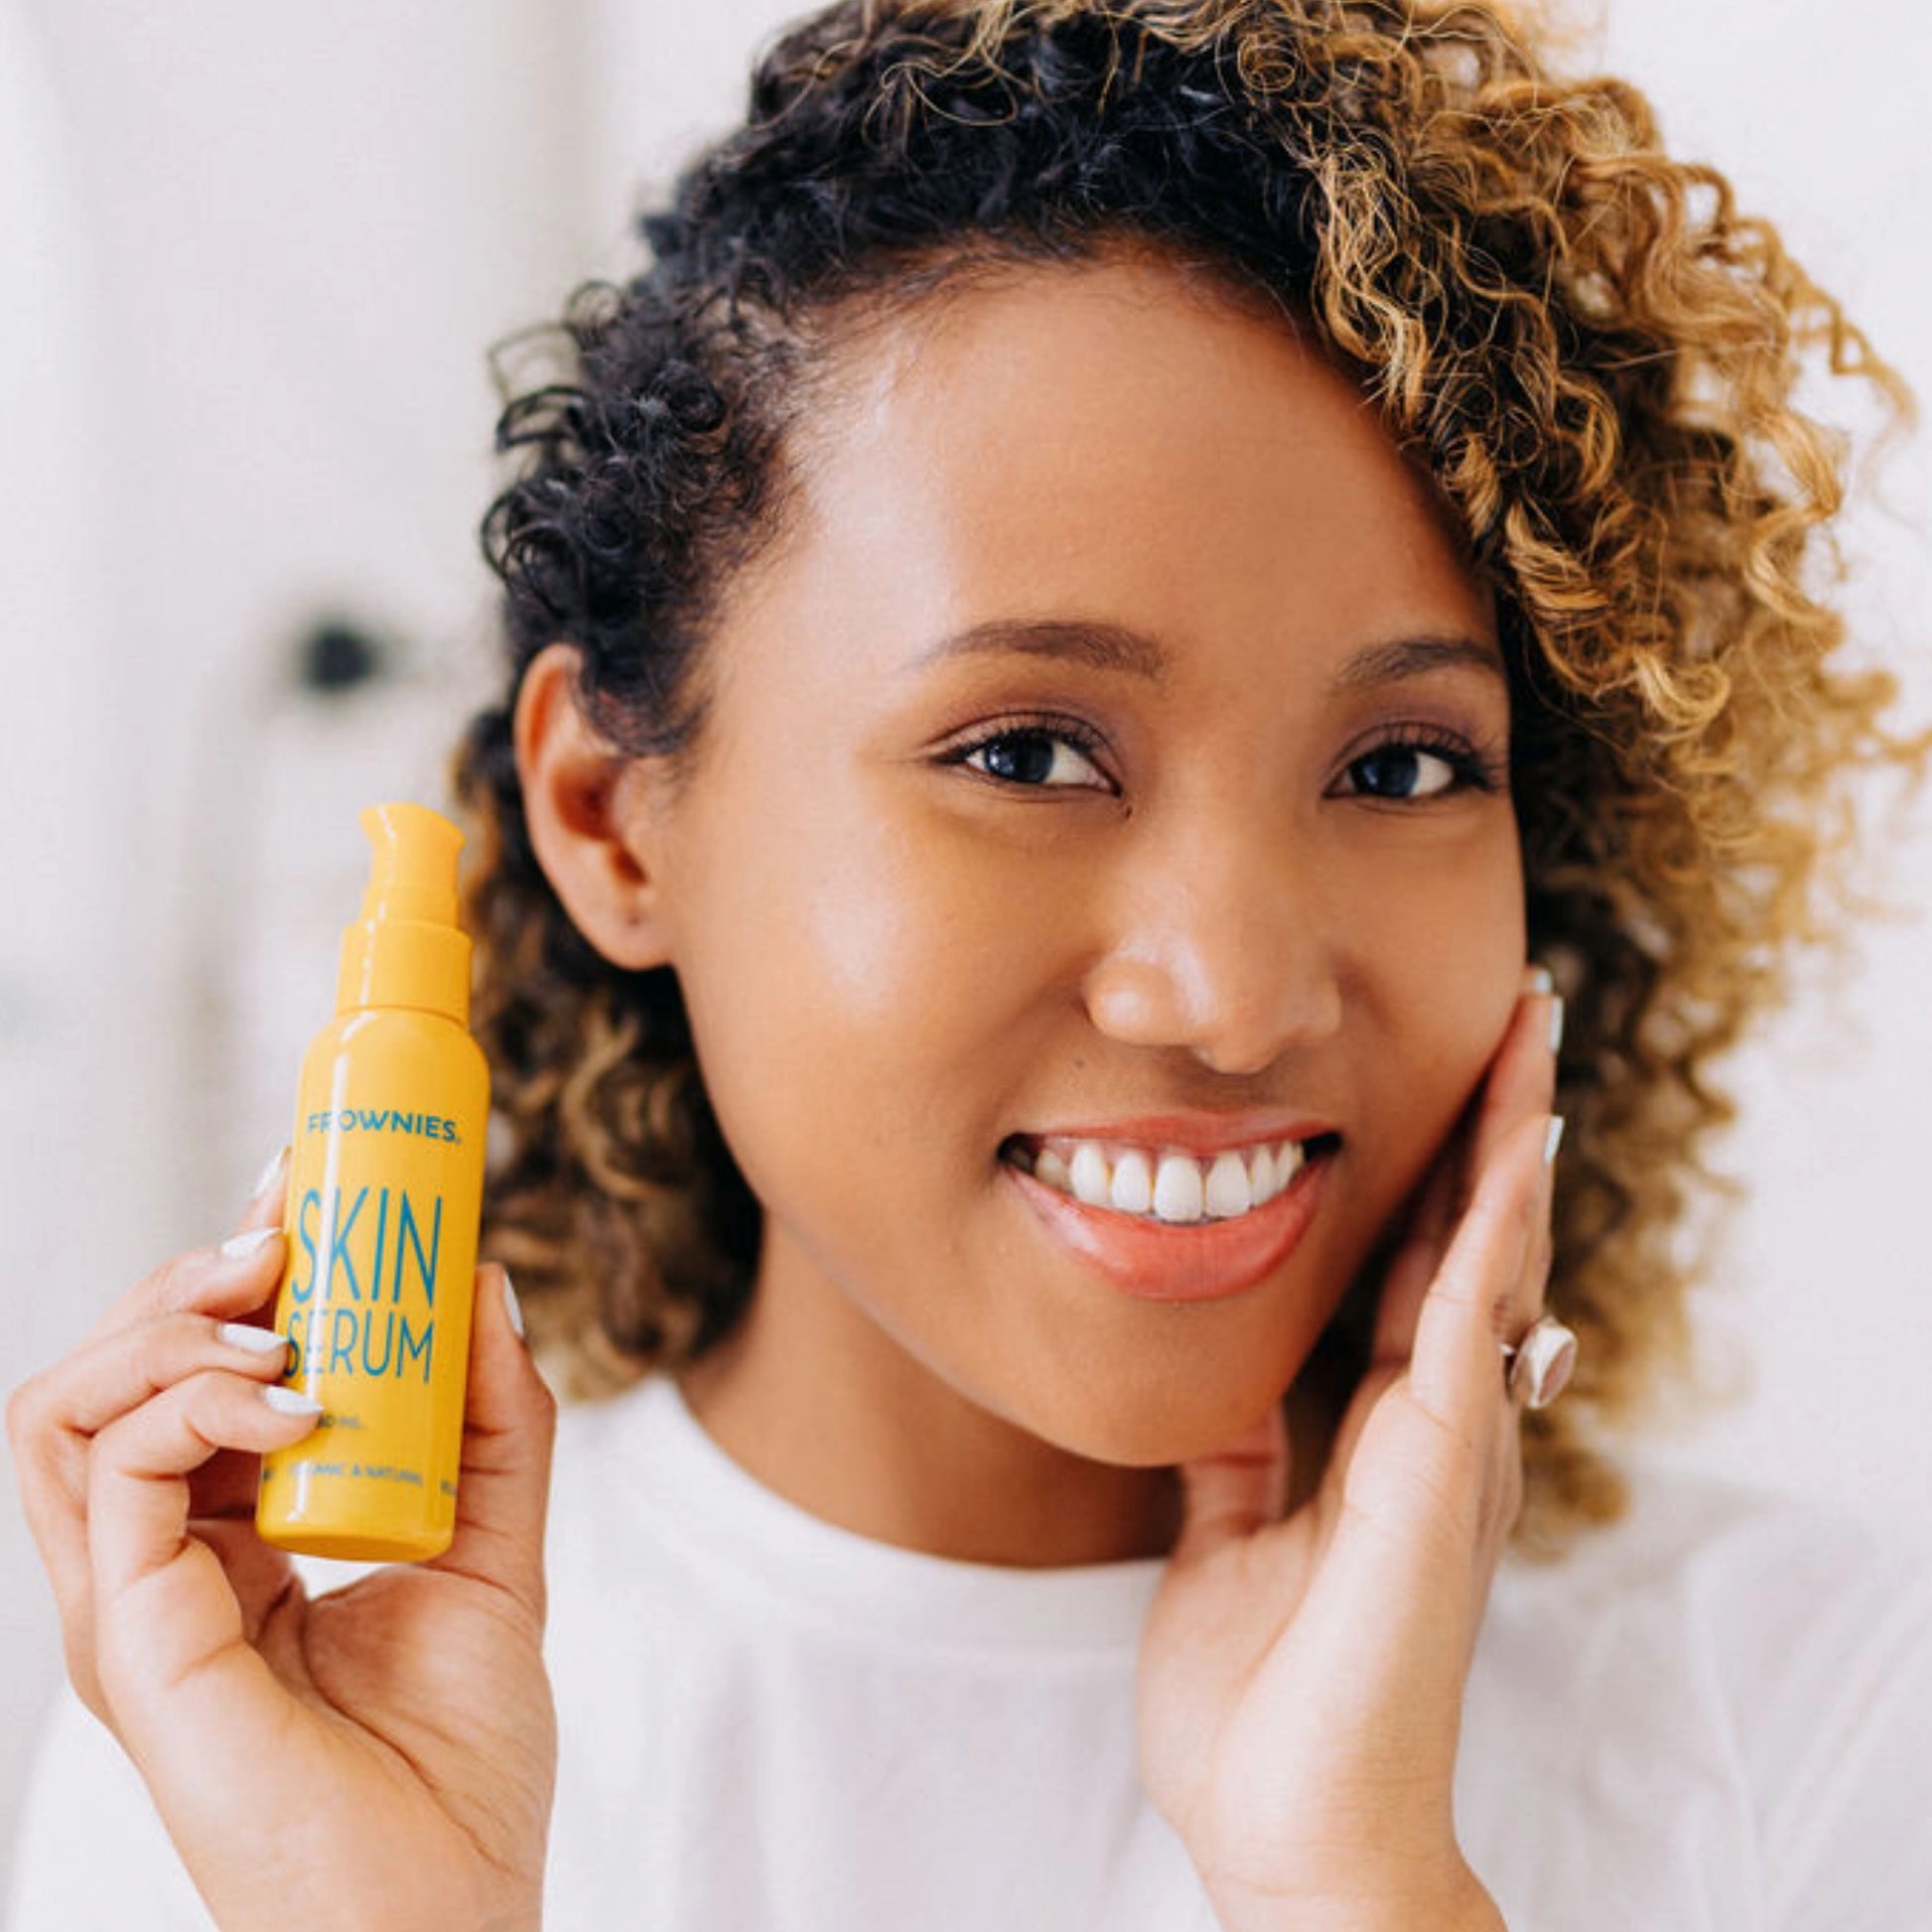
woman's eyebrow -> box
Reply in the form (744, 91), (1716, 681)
(1329, 632), (1506, 692)
(908, 618), (1169, 681)
(907, 618), (1504, 690)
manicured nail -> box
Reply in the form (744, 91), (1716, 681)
(262, 1385), (322, 1417)
(1543, 1115), (1566, 1166)
(219, 1226), (282, 1262)
(218, 1321), (289, 1355)
(249, 1145), (290, 1204)
(1549, 995), (1566, 1056)
(501, 1268), (526, 1342)
(1521, 964), (1555, 998)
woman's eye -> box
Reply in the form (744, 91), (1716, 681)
(1339, 740), (1487, 802)
(956, 728), (1109, 790)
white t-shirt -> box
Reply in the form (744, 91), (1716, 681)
(8, 1371), (1931, 1931)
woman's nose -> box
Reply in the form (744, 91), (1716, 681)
(1078, 838), (1344, 1077)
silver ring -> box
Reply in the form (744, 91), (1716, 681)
(1500, 1313), (1579, 1410)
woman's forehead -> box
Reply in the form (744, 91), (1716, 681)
(765, 254), (1491, 655)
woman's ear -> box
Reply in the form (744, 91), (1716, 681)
(513, 640), (677, 971)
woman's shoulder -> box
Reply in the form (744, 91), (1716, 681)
(1501, 1450), (1931, 1625)
(1490, 1449), (1932, 1713)
(1466, 1455), (1932, 1923)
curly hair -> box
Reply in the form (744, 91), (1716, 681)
(448, 0), (1924, 1558)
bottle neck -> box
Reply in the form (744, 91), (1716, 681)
(336, 918), (471, 1024)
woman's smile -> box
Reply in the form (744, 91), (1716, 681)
(1004, 1127), (1326, 1222)
(999, 1125), (1342, 1302)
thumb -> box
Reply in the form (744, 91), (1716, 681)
(428, 1264), (556, 1626)
(1167, 1397), (1291, 1574)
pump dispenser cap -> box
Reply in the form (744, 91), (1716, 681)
(336, 802), (473, 1024)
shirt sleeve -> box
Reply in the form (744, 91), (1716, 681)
(3, 1682), (219, 1932)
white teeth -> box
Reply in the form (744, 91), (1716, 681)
(1109, 1150), (1154, 1215)
(1247, 1145), (1277, 1201)
(1204, 1150), (1253, 1219)
(1020, 1134), (1319, 1223)
(1068, 1143), (1111, 1206)
(1275, 1141), (1307, 1193)
(1152, 1154), (1206, 1224)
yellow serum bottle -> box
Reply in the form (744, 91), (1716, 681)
(255, 800), (489, 1563)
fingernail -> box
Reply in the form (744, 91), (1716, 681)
(1543, 1115), (1566, 1166)
(218, 1320), (289, 1354)
(1549, 995), (1566, 1056)
(219, 1226), (282, 1262)
(501, 1268), (526, 1342)
(249, 1145), (290, 1204)
(1521, 964), (1555, 998)
(262, 1385), (322, 1417)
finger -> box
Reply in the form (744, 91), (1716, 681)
(1370, 966), (1558, 1372)
(10, 1312), (296, 1658)
(1504, 1131), (1564, 1414)
(89, 1370), (322, 1596)
(1459, 970), (1561, 1215)
(31, 1311), (292, 1452)
(1367, 1123), (1465, 1371)
(1320, 1115), (1550, 1621)
(1406, 1112), (1553, 1431)
(86, 1369), (324, 1721)
(1323, 1143), (1463, 1491)
(207, 1143), (294, 1340)
(1373, 961), (1557, 1373)
(424, 1266), (556, 1630)
(232, 1143), (292, 1234)
(1167, 1397), (1291, 1576)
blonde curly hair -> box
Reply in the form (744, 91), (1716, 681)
(447, 0), (1925, 1558)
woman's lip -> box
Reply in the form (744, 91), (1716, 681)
(1009, 1112), (1340, 1159)
(1001, 1143), (1333, 1302)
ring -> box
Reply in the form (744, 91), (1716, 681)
(1500, 1312), (1578, 1410)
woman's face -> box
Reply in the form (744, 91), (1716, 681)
(611, 251), (1523, 1533)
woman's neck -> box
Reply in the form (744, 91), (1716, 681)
(672, 1265), (1342, 1569)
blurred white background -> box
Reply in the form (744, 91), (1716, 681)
(3, 0), (1928, 1865)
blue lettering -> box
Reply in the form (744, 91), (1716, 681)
(297, 1109), (463, 1142)
(291, 1190), (321, 1303)
(325, 1187), (367, 1300)
(370, 1186), (391, 1304)
(396, 1191), (443, 1309)
(399, 1314), (435, 1382)
(358, 1310), (394, 1375)
(328, 1307), (359, 1373)
(281, 1177), (448, 1382)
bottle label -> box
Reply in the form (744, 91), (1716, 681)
(258, 1050), (485, 1547)
(286, 1179), (444, 1383)
(302, 1107), (464, 1143)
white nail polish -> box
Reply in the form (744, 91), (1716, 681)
(501, 1269), (526, 1342)
(218, 1321), (289, 1354)
(1550, 995), (1566, 1056)
(249, 1145), (290, 1202)
(219, 1226), (281, 1261)
(1522, 964), (1555, 997)
(1544, 1116), (1566, 1166)
(262, 1385), (322, 1416)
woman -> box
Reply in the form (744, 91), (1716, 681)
(9, 2), (1930, 1927)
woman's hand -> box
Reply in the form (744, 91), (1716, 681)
(1137, 971), (1563, 1932)
(5, 1150), (560, 1932)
